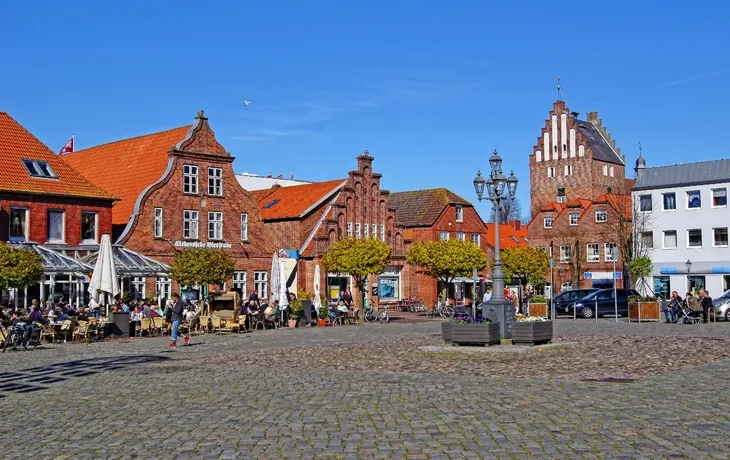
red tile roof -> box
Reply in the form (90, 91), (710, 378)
(253, 179), (346, 220)
(63, 126), (190, 225)
(388, 188), (472, 227)
(594, 193), (633, 219)
(0, 112), (116, 200)
(485, 223), (529, 249)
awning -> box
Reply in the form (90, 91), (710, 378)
(452, 277), (476, 283)
(9, 242), (94, 274)
(81, 245), (170, 277)
(655, 261), (721, 275)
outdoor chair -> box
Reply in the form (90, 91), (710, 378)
(58, 320), (73, 343)
(332, 310), (346, 326)
(198, 315), (210, 334)
(210, 316), (224, 334)
(264, 307), (280, 329)
(150, 317), (167, 336)
(237, 315), (249, 333)
(136, 318), (152, 337)
(72, 321), (89, 342)
(253, 310), (267, 330)
(39, 324), (55, 343)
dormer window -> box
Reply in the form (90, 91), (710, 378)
(22, 159), (57, 178)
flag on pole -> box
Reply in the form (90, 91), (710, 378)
(59, 135), (74, 155)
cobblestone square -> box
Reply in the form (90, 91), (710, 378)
(1, 320), (729, 459)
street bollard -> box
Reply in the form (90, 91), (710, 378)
(595, 298), (598, 323)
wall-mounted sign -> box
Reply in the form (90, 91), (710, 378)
(174, 241), (232, 249)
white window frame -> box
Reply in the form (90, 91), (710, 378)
(662, 192), (676, 211)
(183, 210), (199, 240)
(364, 223), (369, 238)
(713, 227), (729, 248)
(232, 271), (247, 294)
(22, 159), (57, 178)
(208, 167), (223, 196)
(569, 213), (579, 226)
(355, 223), (361, 238)
(154, 207), (163, 238)
(602, 164), (608, 176)
(254, 271), (268, 298)
(559, 245), (573, 263)
(80, 211), (98, 244)
(9, 207), (29, 242)
(663, 230), (677, 249)
(639, 194), (652, 212)
(46, 209), (65, 243)
(586, 243), (600, 262)
(183, 164), (199, 194)
(564, 164), (572, 176)
(595, 210), (608, 223)
(471, 233), (480, 246)
(547, 167), (555, 178)
(240, 213), (249, 241)
(609, 166), (615, 177)
(347, 222), (353, 238)
(379, 224), (385, 241)
(641, 231), (653, 249)
(687, 229), (702, 248)
(371, 224), (376, 238)
(155, 277), (172, 302)
(440, 231), (449, 241)
(604, 243), (618, 261)
(130, 277), (146, 300)
(456, 232), (465, 241)
(712, 188), (727, 208)
(455, 205), (464, 222)
(543, 217), (553, 228)
(686, 190), (701, 210)
(208, 211), (223, 240)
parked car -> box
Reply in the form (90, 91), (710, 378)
(567, 289), (640, 318)
(551, 289), (599, 316)
(712, 290), (730, 321)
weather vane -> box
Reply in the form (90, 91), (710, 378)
(638, 141), (643, 156)
(557, 77), (563, 101)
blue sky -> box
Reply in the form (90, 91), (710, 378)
(2, 1), (729, 219)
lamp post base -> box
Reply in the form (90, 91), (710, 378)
(484, 299), (515, 340)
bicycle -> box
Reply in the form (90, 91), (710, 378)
(375, 304), (390, 323)
(364, 300), (378, 323)
(434, 301), (455, 319)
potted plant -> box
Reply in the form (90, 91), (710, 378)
(513, 316), (553, 345)
(527, 295), (548, 318)
(288, 300), (303, 328)
(449, 317), (499, 346)
(628, 295), (660, 322)
(317, 303), (329, 327)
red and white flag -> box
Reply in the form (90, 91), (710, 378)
(59, 135), (74, 155)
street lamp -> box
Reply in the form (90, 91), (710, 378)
(473, 149), (518, 339)
(686, 259), (692, 293)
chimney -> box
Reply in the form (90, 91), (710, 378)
(510, 219), (521, 230)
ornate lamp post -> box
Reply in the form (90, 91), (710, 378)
(686, 259), (692, 292)
(473, 150), (518, 339)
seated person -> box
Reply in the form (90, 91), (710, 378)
(28, 306), (47, 324)
(77, 309), (89, 322)
(150, 306), (162, 318)
(130, 306), (144, 322)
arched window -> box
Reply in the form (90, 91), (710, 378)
(609, 166), (615, 177)
(602, 164), (608, 176)
(564, 164), (573, 176)
(547, 167), (555, 178)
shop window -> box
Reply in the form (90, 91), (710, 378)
(208, 167), (223, 196)
(183, 164), (199, 194)
(654, 276), (670, 300)
(47, 210), (65, 243)
(378, 276), (400, 300)
(208, 211), (223, 240)
(81, 211), (98, 244)
(240, 213), (249, 241)
(9, 207), (28, 242)
(688, 275), (705, 293)
(254, 271), (268, 299)
(154, 208), (163, 238)
(183, 210), (199, 239)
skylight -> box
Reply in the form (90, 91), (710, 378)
(263, 198), (280, 209)
(510, 236), (521, 243)
(22, 160), (57, 178)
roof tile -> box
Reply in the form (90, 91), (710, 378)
(0, 112), (116, 200)
(255, 179), (346, 220)
(388, 188), (472, 227)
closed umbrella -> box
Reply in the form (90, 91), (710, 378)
(279, 259), (289, 326)
(313, 264), (322, 315)
(270, 252), (279, 304)
(88, 234), (120, 316)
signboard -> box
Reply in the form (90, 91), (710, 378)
(583, 272), (622, 280)
(174, 241), (232, 249)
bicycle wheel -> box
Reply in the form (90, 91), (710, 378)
(381, 314), (390, 324)
(442, 306), (455, 318)
(364, 309), (377, 323)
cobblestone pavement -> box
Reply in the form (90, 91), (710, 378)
(1, 322), (729, 459)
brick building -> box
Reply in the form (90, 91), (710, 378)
(527, 194), (631, 291)
(529, 100), (628, 216)
(0, 111), (117, 306)
(251, 152), (409, 307)
(64, 111), (277, 300)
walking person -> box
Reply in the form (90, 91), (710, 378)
(167, 293), (190, 349)
(700, 290), (713, 323)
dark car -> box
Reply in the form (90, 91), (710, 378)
(551, 289), (599, 316)
(568, 289), (640, 318)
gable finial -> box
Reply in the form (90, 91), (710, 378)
(557, 76), (563, 101)
(638, 141), (643, 157)
(196, 110), (207, 120)
(363, 149), (370, 157)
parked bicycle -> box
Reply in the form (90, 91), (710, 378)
(431, 301), (455, 319)
(364, 301), (390, 323)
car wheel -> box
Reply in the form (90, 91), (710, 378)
(581, 306), (594, 319)
(725, 309), (730, 322)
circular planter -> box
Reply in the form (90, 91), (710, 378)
(317, 319), (327, 327)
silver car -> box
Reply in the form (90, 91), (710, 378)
(713, 290), (730, 321)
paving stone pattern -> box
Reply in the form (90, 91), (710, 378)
(0, 321), (729, 459)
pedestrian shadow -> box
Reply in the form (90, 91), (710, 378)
(0, 355), (170, 397)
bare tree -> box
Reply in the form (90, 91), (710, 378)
(489, 195), (523, 224)
(552, 225), (584, 289)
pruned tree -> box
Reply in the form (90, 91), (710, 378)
(170, 248), (236, 294)
(321, 237), (392, 315)
(500, 246), (550, 293)
(0, 243), (45, 293)
(551, 224), (584, 289)
(407, 239), (487, 300)
(489, 195), (523, 224)
(629, 256), (654, 297)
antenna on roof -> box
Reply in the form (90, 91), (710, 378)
(557, 76), (563, 101)
(638, 141), (643, 157)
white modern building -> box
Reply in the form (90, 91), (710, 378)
(632, 157), (730, 298)
(235, 172), (310, 191)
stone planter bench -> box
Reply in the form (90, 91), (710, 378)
(441, 322), (452, 342)
(629, 302), (660, 322)
(513, 321), (553, 345)
(451, 323), (500, 346)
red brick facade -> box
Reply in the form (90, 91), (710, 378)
(117, 111), (277, 294)
(529, 101), (627, 216)
(0, 193), (113, 246)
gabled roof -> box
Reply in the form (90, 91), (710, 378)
(64, 125), (190, 225)
(634, 159), (730, 190)
(575, 119), (624, 165)
(485, 223), (529, 250)
(253, 179), (346, 220)
(388, 188), (472, 227)
(594, 193), (632, 219)
(0, 112), (116, 200)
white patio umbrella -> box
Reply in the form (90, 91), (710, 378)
(313, 264), (322, 315)
(279, 259), (289, 325)
(88, 234), (120, 316)
(270, 252), (280, 304)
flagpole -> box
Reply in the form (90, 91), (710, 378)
(72, 133), (75, 153)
